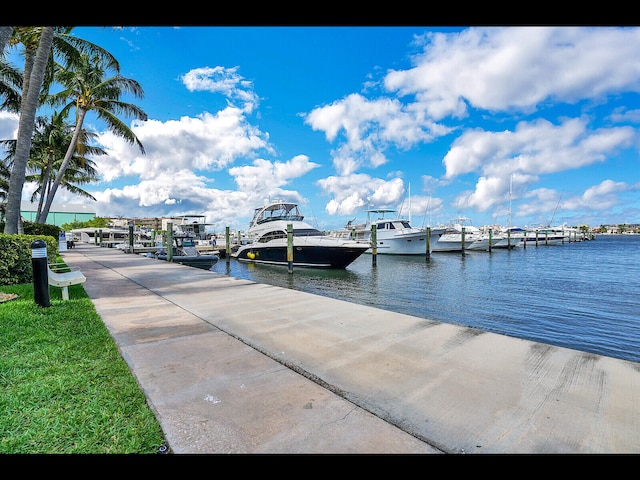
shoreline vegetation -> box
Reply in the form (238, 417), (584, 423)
(0, 281), (168, 454)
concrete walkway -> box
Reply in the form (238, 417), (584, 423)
(61, 242), (640, 454)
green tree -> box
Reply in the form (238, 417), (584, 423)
(1, 112), (104, 221)
(37, 51), (146, 223)
(2, 26), (119, 233)
(62, 216), (110, 231)
(26, 113), (103, 219)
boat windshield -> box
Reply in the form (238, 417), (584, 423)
(254, 203), (304, 224)
(375, 220), (413, 231)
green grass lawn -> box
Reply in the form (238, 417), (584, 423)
(0, 282), (168, 454)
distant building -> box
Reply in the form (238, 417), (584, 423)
(20, 201), (96, 228)
(599, 224), (640, 234)
(110, 217), (164, 231)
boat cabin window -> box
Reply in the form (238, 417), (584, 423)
(293, 228), (323, 237)
(257, 230), (288, 243)
(377, 222), (394, 230)
(257, 228), (323, 243)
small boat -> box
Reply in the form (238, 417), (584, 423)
(432, 218), (491, 252)
(490, 174), (522, 249)
(465, 234), (496, 251)
(522, 225), (567, 245)
(154, 233), (219, 270)
(232, 200), (370, 268)
(491, 226), (525, 249)
(334, 209), (445, 255)
(170, 215), (210, 240)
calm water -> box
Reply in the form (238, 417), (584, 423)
(210, 235), (640, 364)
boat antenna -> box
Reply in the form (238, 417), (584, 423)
(408, 183), (412, 224)
(421, 195), (431, 228)
(398, 197), (405, 219)
(308, 205), (321, 230)
(508, 174), (512, 229)
(550, 193), (562, 226)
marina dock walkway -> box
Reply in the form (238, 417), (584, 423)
(61, 242), (640, 454)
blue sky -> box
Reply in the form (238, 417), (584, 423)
(2, 26), (639, 233)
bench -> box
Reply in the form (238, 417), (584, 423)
(47, 263), (86, 301)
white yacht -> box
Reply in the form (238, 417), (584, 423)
(432, 217), (493, 252)
(491, 226), (524, 249)
(335, 209), (445, 255)
(232, 200), (370, 268)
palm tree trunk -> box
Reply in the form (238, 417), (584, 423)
(37, 108), (87, 223)
(0, 26), (13, 55)
(4, 27), (54, 234)
(36, 165), (52, 221)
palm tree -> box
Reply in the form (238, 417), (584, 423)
(6, 27), (120, 113)
(1, 112), (104, 220)
(2, 26), (120, 233)
(3, 26), (53, 234)
(37, 51), (147, 223)
(28, 116), (103, 219)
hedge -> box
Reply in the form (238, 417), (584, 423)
(0, 234), (59, 286)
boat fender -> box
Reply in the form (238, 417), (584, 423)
(247, 252), (255, 259)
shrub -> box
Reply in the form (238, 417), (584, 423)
(0, 233), (58, 286)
